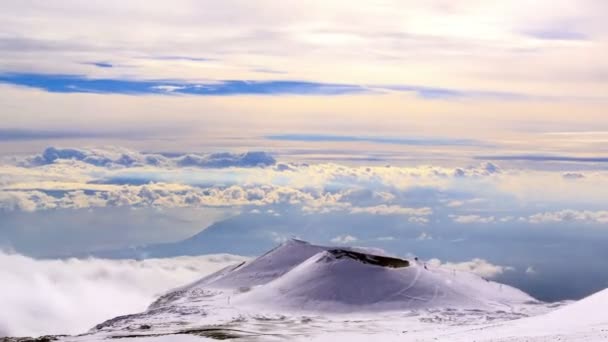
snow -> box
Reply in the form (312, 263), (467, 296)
(39, 240), (608, 341)
(441, 288), (608, 341)
(194, 239), (328, 288)
(235, 249), (532, 312)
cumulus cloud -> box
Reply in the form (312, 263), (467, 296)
(445, 198), (486, 208)
(0, 183), (343, 212)
(450, 215), (496, 224)
(330, 235), (358, 244)
(428, 258), (514, 278)
(376, 236), (395, 241)
(0, 252), (248, 337)
(4, 146), (608, 234)
(349, 205), (432, 217)
(447, 210), (608, 226)
(453, 162), (501, 177)
(1, 146), (508, 214)
(24, 146), (276, 169)
(527, 210), (608, 224)
(175, 151), (276, 168)
(562, 172), (585, 180)
(416, 232), (433, 241)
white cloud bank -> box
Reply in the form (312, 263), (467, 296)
(25, 146), (276, 169)
(527, 210), (608, 224)
(3, 146), (608, 228)
(0, 252), (248, 337)
(428, 258), (514, 278)
(449, 210), (608, 225)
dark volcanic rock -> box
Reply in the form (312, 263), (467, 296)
(326, 249), (410, 268)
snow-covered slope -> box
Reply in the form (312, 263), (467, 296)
(29, 239), (608, 342)
(443, 288), (608, 341)
(194, 239), (328, 288)
(6, 240), (606, 342)
(83, 239), (539, 340)
(145, 239), (533, 314)
(538, 287), (608, 329)
(235, 247), (532, 312)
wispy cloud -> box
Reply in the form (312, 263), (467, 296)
(84, 61), (114, 68)
(476, 154), (608, 163)
(145, 55), (214, 62)
(267, 134), (487, 147)
(523, 28), (588, 41)
(378, 85), (528, 101)
(0, 129), (97, 141)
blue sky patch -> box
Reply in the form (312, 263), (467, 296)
(0, 72), (533, 100)
(0, 73), (367, 96)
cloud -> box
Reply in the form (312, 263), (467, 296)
(379, 84), (528, 101)
(476, 155), (608, 163)
(151, 85), (186, 92)
(266, 134), (486, 147)
(2, 146), (510, 212)
(527, 210), (608, 224)
(0, 190), (59, 212)
(448, 210), (608, 226)
(4, 146), (608, 232)
(428, 258), (514, 278)
(562, 172), (585, 180)
(523, 29), (588, 41)
(0, 183), (352, 212)
(24, 146), (275, 169)
(176, 152), (276, 168)
(146, 55), (213, 62)
(453, 162), (501, 177)
(84, 61), (114, 68)
(445, 198), (486, 208)
(416, 232), (433, 241)
(349, 205), (432, 217)
(376, 236), (395, 241)
(0, 129), (106, 141)
(0, 72), (533, 101)
(330, 235), (358, 244)
(450, 215), (496, 224)
(0, 251), (248, 337)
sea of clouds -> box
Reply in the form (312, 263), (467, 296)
(0, 251), (248, 337)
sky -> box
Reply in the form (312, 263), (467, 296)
(1, 1), (608, 328)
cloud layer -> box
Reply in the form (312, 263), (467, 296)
(0, 252), (248, 337)
(26, 146), (276, 168)
(2, 146), (608, 228)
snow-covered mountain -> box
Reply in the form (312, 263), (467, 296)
(31, 240), (606, 341)
(139, 239), (534, 314)
(79, 240), (538, 339)
(233, 241), (533, 312)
